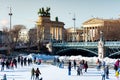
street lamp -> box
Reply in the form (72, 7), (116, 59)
(7, 7), (12, 55)
(8, 7), (12, 30)
(72, 13), (76, 42)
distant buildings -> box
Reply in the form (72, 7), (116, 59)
(1, 14), (120, 48)
(82, 18), (120, 42)
(13, 17), (120, 45)
(18, 29), (29, 44)
(66, 27), (83, 42)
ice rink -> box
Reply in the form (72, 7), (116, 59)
(0, 63), (117, 80)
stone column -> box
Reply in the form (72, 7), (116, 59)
(83, 27), (85, 41)
(85, 27), (88, 42)
(91, 27), (93, 42)
(55, 27), (57, 39)
(98, 31), (104, 59)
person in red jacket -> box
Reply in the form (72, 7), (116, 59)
(84, 61), (88, 72)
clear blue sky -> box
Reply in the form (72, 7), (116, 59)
(0, 0), (120, 30)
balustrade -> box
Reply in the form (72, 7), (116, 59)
(53, 41), (120, 47)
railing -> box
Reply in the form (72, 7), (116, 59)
(1, 41), (120, 50)
(53, 42), (98, 47)
(53, 41), (120, 47)
(105, 41), (120, 46)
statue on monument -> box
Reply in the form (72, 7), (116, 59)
(38, 7), (50, 17)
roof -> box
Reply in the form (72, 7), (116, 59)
(82, 18), (105, 25)
(82, 18), (120, 27)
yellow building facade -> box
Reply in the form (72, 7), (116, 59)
(82, 18), (120, 42)
(66, 27), (83, 42)
(36, 16), (65, 43)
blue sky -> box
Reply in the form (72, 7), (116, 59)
(0, 0), (120, 30)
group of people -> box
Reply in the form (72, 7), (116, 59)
(31, 68), (42, 80)
(0, 56), (33, 71)
(0, 58), (17, 71)
(96, 59), (110, 80)
(0, 56), (40, 80)
(96, 59), (120, 80)
(68, 59), (88, 76)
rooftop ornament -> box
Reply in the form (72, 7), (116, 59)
(38, 7), (50, 17)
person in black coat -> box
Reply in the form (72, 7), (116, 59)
(35, 68), (41, 80)
(68, 60), (72, 75)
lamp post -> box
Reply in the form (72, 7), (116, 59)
(8, 7), (12, 55)
(72, 13), (76, 42)
(8, 7), (12, 31)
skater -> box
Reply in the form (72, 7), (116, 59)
(35, 68), (41, 80)
(77, 66), (80, 75)
(2, 74), (7, 80)
(101, 70), (105, 80)
(79, 61), (83, 75)
(31, 68), (35, 80)
(105, 65), (109, 79)
(115, 67), (120, 80)
(68, 60), (72, 75)
(115, 71), (119, 80)
(114, 59), (120, 71)
(1, 59), (5, 71)
(84, 61), (88, 72)
(73, 59), (77, 70)
(96, 59), (102, 71)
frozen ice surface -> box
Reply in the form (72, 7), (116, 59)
(0, 63), (117, 80)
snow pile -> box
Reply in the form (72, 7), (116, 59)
(58, 55), (118, 66)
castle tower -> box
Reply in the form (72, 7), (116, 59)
(98, 31), (105, 59)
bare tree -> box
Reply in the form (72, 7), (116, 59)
(28, 25), (44, 52)
(2, 27), (11, 55)
(2, 24), (26, 55)
(12, 25), (26, 43)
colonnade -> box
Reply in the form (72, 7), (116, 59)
(83, 26), (102, 42)
(51, 26), (63, 41)
(67, 29), (81, 42)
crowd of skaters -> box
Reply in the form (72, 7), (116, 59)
(0, 55), (120, 80)
(53, 57), (89, 75)
(0, 56), (33, 71)
(0, 55), (44, 80)
(67, 59), (88, 76)
(54, 57), (120, 80)
(95, 59), (120, 80)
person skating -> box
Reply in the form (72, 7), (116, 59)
(31, 68), (35, 80)
(1, 59), (5, 71)
(77, 66), (80, 75)
(2, 74), (7, 80)
(73, 59), (77, 70)
(115, 67), (120, 80)
(105, 65), (109, 79)
(68, 60), (72, 75)
(35, 68), (41, 80)
(101, 69), (105, 80)
(84, 61), (88, 72)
